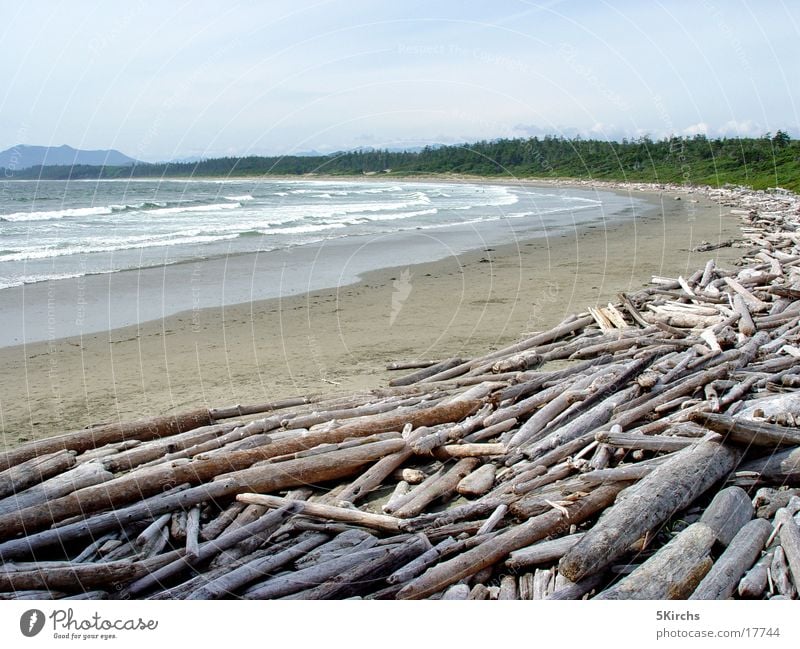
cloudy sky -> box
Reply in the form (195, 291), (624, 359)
(1, 0), (797, 161)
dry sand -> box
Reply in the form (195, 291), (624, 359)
(0, 181), (743, 449)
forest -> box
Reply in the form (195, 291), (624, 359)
(5, 131), (798, 191)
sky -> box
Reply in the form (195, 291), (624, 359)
(0, 0), (798, 161)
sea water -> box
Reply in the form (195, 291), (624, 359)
(0, 178), (638, 291)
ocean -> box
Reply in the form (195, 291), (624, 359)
(0, 178), (637, 291)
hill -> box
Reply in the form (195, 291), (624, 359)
(0, 144), (137, 170)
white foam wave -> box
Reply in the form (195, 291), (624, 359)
(224, 194), (254, 201)
(148, 202), (241, 215)
(1, 206), (114, 222)
(0, 233), (241, 262)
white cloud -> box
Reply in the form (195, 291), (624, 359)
(682, 123), (709, 137)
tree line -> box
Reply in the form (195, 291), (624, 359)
(5, 131), (797, 191)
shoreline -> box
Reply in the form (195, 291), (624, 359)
(0, 180), (742, 447)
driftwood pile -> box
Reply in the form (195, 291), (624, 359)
(1, 183), (800, 601)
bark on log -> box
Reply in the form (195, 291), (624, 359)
(690, 518), (772, 599)
(559, 438), (740, 582)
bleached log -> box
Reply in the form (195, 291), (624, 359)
(506, 533), (585, 570)
(594, 523), (716, 600)
(775, 507), (800, 590)
(457, 464), (496, 498)
(698, 486), (754, 546)
(237, 493), (403, 534)
(738, 549), (774, 598)
(559, 438), (739, 582)
(690, 518), (772, 599)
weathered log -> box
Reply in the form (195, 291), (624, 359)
(187, 532), (328, 599)
(386, 359), (442, 371)
(0, 436), (409, 541)
(738, 549), (774, 598)
(754, 488), (800, 520)
(392, 458), (480, 518)
(285, 535), (429, 599)
(698, 486), (754, 546)
(594, 522), (716, 599)
(526, 386), (638, 460)
(208, 396), (313, 420)
(506, 533), (585, 570)
(125, 503), (299, 597)
(0, 409), (212, 472)
(236, 493), (403, 534)
(102, 422), (238, 472)
(200, 502), (246, 541)
(0, 560), (145, 592)
(389, 358), (465, 386)
(244, 545), (388, 599)
(507, 391), (586, 449)
(457, 464), (496, 498)
(612, 364), (731, 429)
(559, 438), (740, 582)
(770, 546), (797, 598)
(184, 506), (201, 562)
(436, 443), (505, 458)
(775, 507), (800, 589)
(546, 572), (605, 600)
(135, 513), (172, 549)
(693, 412), (800, 448)
(0, 461), (112, 516)
(337, 448), (413, 505)
(738, 446), (800, 484)
(383, 481), (411, 514)
(690, 518), (772, 599)
(396, 483), (625, 599)
(595, 430), (695, 453)
(386, 536), (457, 585)
(0, 450), (76, 499)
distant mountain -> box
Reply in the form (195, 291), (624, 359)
(0, 144), (138, 170)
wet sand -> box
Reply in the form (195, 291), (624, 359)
(0, 181), (742, 449)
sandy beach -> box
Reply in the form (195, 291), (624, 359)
(0, 180), (743, 450)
